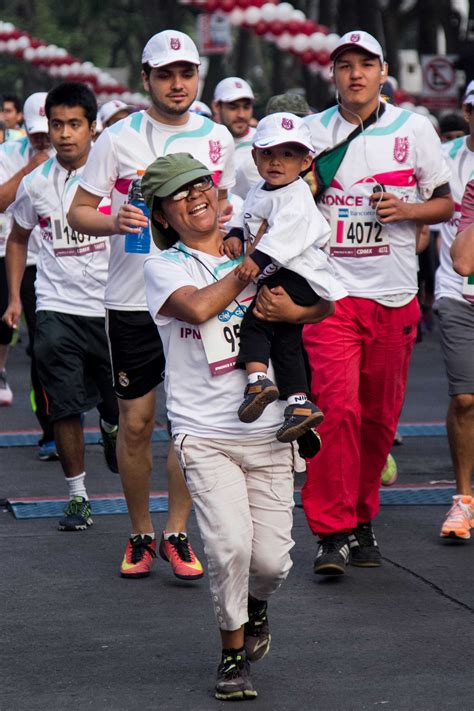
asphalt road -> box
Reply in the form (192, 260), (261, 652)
(1, 326), (472, 711)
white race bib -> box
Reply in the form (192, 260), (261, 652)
(462, 274), (474, 304)
(51, 210), (106, 257)
(329, 204), (390, 258)
(200, 284), (256, 376)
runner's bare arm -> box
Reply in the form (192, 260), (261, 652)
(0, 151), (50, 212)
(159, 270), (251, 325)
(253, 285), (335, 324)
(451, 224), (474, 276)
(3, 221), (31, 328)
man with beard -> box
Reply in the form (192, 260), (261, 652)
(68, 30), (235, 581)
(212, 77), (255, 171)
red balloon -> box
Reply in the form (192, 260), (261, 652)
(218, 0), (235, 11)
(314, 50), (331, 66)
(300, 49), (316, 64)
(236, 0), (252, 8)
(286, 20), (302, 35)
(269, 20), (285, 36)
(205, 0), (219, 11)
(301, 20), (317, 35)
(254, 20), (268, 35)
(252, 0), (266, 6)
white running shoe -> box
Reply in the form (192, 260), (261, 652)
(0, 369), (13, 406)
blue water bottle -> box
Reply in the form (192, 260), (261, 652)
(124, 170), (151, 254)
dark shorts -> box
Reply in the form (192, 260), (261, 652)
(34, 310), (114, 422)
(436, 296), (474, 396)
(105, 309), (165, 400)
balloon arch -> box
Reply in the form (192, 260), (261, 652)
(0, 21), (146, 105)
(178, 0), (340, 82)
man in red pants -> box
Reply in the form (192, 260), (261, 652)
(303, 30), (454, 575)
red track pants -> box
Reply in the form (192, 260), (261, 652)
(302, 296), (420, 536)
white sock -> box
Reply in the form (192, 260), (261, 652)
(101, 419), (118, 433)
(66, 472), (87, 500)
(131, 532), (155, 540)
(164, 531), (185, 540)
(287, 394), (308, 406)
(248, 372), (267, 384)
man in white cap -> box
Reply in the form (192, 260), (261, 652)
(434, 80), (474, 541)
(212, 77), (255, 169)
(302, 30), (453, 576)
(0, 92), (55, 457)
(98, 100), (133, 129)
(68, 30), (235, 580)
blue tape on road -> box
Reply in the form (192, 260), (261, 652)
(0, 428), (169, 447)
(8, 486), (456, 519)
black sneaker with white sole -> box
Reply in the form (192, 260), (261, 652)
(313, 533), (350, 575)
(215, 649), (258, 701)
(349, 522), (382, 567)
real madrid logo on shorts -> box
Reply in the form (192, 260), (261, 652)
(118, 371), (129, 388)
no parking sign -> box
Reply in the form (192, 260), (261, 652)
(421, 54), (458, 109)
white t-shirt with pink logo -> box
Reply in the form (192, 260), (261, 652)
(305, 103), (451, 299)
(11, 157), (110, 317)
(434, 136), (474, 304)
(0, 136), (52, 264)
(79, 110), (235, 311)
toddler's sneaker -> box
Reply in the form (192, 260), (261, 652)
(238, 377), (279, 423)
(276, 401), (324, 442)
(440, 495), (474, 541)
(0, 369), (13, 406)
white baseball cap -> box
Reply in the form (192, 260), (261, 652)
(142, 30), (200, 68)
(23, 92), (48, 134)
(213, 77), (255, 103)
(190, 99), (213, 118)
(98, 100), (133, 126)
(330, 30), (384, 64)
(463, 80), (474, 105)
(253, 112), (314, 152)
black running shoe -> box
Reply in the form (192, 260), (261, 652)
(276, 401), (324, 443)
(313, 533), (350, 575)
(245, 598), (271, 663)
(238, 377), (279, 423)
(297, 428), (322, 459)
(349, 522), (382, 567)
(58, 496), (93, 531)
(215, 649), (258, 701)
(100, 420), (119, 473)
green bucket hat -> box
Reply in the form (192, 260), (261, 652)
(142, 153), (212, 249)
(265, 93), (311, 117)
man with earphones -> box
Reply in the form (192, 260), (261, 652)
(302, 30), (454, 576)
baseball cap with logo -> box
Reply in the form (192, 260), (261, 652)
(23, 92), (48, 134)
(141, 153), (212, 248)
(214, 77), (255, 103)
(98, 100), (133, 126)
(142, 30), (200, 69)
(330, 30), (384, 64)
(463, 80), (474, 106)
(253, 112), (314, 152)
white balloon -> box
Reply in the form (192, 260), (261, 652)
(292, 34), (310, 53)
(48, 65), (60, 77)
(23, 46), (35, 60)
(275, 2), (294, 22)
(6, 39), (18, 52)
(308, 62), (319, 75)
(264, 32), (276, 42)
(58, 65), (71, 77)
(309, 32), (325, 52)
(276, 33), (292, 50)
(16, 36), (30, 50)
(36, 45), (47, 58)
(260, 3), (277, 22)
(325, 33), (340, 53)
(320, 65), (333, 82)
(0, 41), (7, 52)
(56, 47), (68, 58)
(229, 8), (244, 26)
(244, 7), (261, 25)
(290, 9), (305, 22)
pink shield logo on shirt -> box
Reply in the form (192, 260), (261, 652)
(350, 33), (360, 43)
(393, 137), (409, 163)
(282, 117), (294, 130)
(170, 37), (181, 50)
(209, 140), (222, 164)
